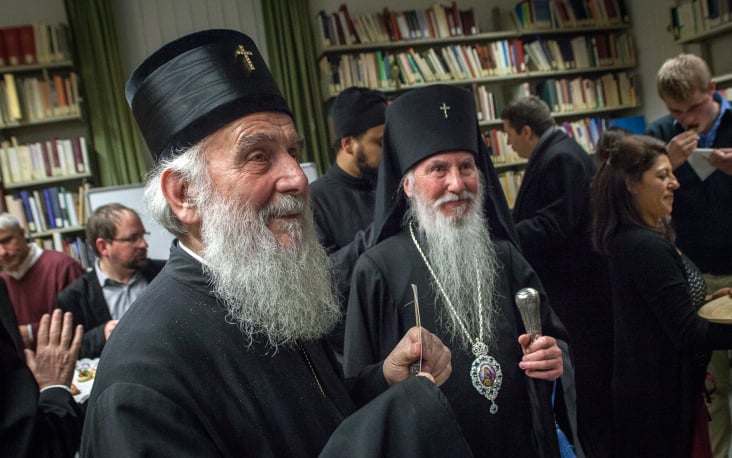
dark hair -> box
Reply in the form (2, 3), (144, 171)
(500, 95), (555, 136)
(595, 126), (632, 160)
(590, 135), (674, 254)
(85, 204), (139, 256)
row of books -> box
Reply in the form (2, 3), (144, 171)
(5, 184), (87, 235)
(535, 72), (637, 114)
(0, 71), (80, 125)
(0, 23), (72, 68)
(523, 32), (635, 72)
(512, 0), (629, 31)
(487, 115), (611, 164)
(671, 0), (732, 41)
(0, 136), (90, 187)
(316, 3), (479, 48)
(471, 70), (635, 124)
(33, 233), (95, 270)
(320, 32), (635, 95)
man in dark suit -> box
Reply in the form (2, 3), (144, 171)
(56, 204), (164, 358)
(502, 95), (611, 458)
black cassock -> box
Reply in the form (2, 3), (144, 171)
(81, 241), (471, 458)
(0, 278), (84, 458)
(344, 232), (566, 458)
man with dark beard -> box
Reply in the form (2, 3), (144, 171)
(80, 30), (467, 458)
(310, 87), (387, 357)
(55, 204), (165, 358)
(344, 84), (569, 457)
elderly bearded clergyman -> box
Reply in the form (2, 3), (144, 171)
(343, 84), (570, 458)
(79, 30), (471, 458)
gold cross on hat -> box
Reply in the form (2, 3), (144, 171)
(235, 44), (256, 72)
(440, 102), (450, 119)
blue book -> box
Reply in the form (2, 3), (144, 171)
(609, 115), (646, 134)
(42, 188), (57, 229)
(17, 191), (36, 233)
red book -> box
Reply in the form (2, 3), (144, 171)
(0, 30), (6, 66)
(424, 8), (438, 38)
(450, 1), (463, 36)
(18, 25), (36, 65)
(330, 13), (346, 46)
(71, 137), (85, 173)
(384, 8), (402, 41)
(2, 27), (21, 66)
(338, 4), (359, 44)
(39, 141), (52, 177)
(513, 39), (527, 72)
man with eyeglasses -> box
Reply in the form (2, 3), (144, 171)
(55, 204), (165, 358)
(0, 212), (84, 350)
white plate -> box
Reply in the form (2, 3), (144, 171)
(71, 357), (99, 403)
(698, 296), (732, 324)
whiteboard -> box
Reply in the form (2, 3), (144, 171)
(86, 184), (174, 260)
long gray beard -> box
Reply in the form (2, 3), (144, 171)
(406, 183), (500, 352)
(198, 191), (340, 351)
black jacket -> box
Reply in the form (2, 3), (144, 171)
(55, 260), (165, 358)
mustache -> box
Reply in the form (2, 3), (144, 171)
(432, 191), (478, 209)
(260, 195), (307, 220)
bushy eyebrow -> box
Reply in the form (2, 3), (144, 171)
(235, 132), (305, 152)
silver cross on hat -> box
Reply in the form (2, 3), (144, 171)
(439, 102), (450, 118)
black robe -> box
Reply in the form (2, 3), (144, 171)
(344, 232), (566, 457)
(80, 241), (471, 457)
(310, 163), (375, 255)
(310, 163), (376, 353)
(0, 279), (84, 458)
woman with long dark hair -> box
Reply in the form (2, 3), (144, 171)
(590, 134), (732, 457)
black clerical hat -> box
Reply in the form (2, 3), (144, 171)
(126, 29), (292, 163)
(373, 84), (519, 246)
(332, 87), (387, 139)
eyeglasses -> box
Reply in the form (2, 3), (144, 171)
(108, 231), (150, 244)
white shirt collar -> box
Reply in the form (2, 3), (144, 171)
(178, 240), (207, 266)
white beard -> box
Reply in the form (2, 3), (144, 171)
(405, 179), (501, 351)
(197, 189), (340, 351)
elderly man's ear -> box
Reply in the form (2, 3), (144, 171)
(161, 168), (201, 226)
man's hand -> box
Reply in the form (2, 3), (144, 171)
(709, 148), (732, 175)
(706, 287), (732, 302)
(518, 334), (563, 381)
(383, 326), (452, 386)
(104, 320), (119, 340)
(25, 309), (83, 389)
(666, 130), (698, 170)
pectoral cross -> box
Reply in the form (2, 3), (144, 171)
(440, 102), (450, 119)
(235, 45), (256, 72)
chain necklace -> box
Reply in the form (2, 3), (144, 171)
(409, 222), (502, 414)
(296, 341), (326, 398)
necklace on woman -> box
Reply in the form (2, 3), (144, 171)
(409, 222), (503, 414)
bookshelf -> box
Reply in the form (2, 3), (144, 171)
(669, 0), (732, 89)
(314, 1), (640, 199)
(0, 22), (94, 268)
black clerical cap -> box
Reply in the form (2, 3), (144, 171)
(373, 84), (519, 246)
(332, 87), (387, 139)
(125, 29), (292, 163)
